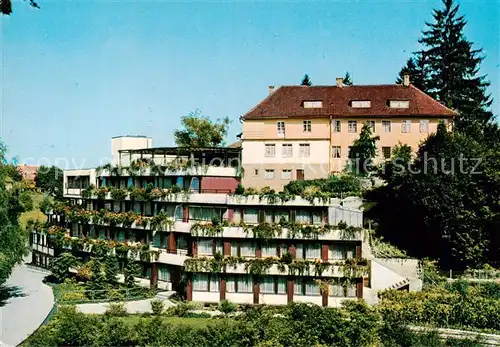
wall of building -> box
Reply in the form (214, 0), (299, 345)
(242, 117), (445, 186)
(200, 177), (239, 193)
(111, 136), (152, 165)
(242, 118), (331, 140)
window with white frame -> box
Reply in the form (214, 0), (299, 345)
(389, 100), (410, 108)
(265, 144), (276, 157)
(312, 211), (322, 225)
(332, 146), (341, 158)
(348, 120), (358, 133)
(328, 244), (356, 260)
(281, 169), (292, 180)
(260, 277), (275, 294)
(294, 278), (304, 295)
(303, 120), (312, 132)
(277, 121), (285, 135)
(299, 144), (310, 157)
(277, 277), (286, 294)
(240, 241), (256, 257)
(333, 120), (341, 133)
(226, 276), (236, 293)
(295, 244), (304, 260)
(282, 144), (293, 157)
(351, 100), (371, 108)
(347, 283), (357, 297)
(305, 244), (321, 259)
(401, 120), (412, 133)
(264, 169), (275, 180)
(329, 244), (344, 260)
(237, 276), (253, 293)
(231, 241), (239, 257)
(209, 274), (219, 292)
(262, 243), (277, 257)
(329, 283), (345, 297)
(244, 209), (258, 224)
(305, 279), (320, 296)
(158, 266), (170, 282)
(303, 101), (323, 108)
(420, 119), (429, 133)
(197, 239), (213, 256)
(296, 210), (311, 224)
(260, 276), (286, 294)
(366, 120), (375, 132)
(193, 274), (209, 291)
(382, 120), (392, 133)
(294, 278), (320, 296)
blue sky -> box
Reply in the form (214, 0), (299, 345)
(1, 0), (499, 168)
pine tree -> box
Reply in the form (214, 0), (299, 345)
(397, 0), (493, 137)
(104, 255), (119, 284)
(301, 74), (312, 86)
(343, 72), (353, 86)
(347, 124), (380, 176)
(395, 55), (428, 92)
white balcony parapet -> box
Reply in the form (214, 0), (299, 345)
(98, 166), (238, 178)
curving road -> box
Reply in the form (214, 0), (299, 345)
(0, 258), (54, 347)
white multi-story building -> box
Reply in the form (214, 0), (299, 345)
(30, 137), (422, 306)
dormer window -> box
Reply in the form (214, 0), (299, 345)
(351, 100), (371, 108)
(389, 100), (410, 108)
(303, 101), (323, 108)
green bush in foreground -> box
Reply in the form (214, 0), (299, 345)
(24, 303), (487, 347)
(150, 299), (164, 315)
(218, 299), (237, 314)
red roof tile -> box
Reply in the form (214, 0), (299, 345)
(242, 84), (457, 119)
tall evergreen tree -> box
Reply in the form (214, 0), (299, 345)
(343, 72), (353, 86)
(301, 74), (312, 86)
(397, 0), (493, 137)
(395, 55), (428, 92)
(347, 124), (380, 176)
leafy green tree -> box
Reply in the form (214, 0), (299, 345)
(367, 122), (500, 269)
(39, 195), (53, 215)
(398, 0), (493, 138)
(35, 166), (63, 200)
(301, 74), (312, 86)
(343, 71), (353, 86)
(1, 0), (39, 15)
(348, 124), (380, 176)
(173, 110), (230, 148)
(0, 140), (29, 284)
(49, 252), (78, 282)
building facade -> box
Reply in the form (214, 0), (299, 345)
(241, 76), (457, 190)
(30, 142), (422, 307)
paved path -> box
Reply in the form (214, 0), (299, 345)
(0, 262), (54, 347)
(76, 297), (176, 314)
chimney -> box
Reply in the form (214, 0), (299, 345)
(403, 74), (410, 87)
(336, 77), (343, 88)
(269, 85), (275, 94)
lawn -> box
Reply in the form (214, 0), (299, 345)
(118, 315), (226, 329)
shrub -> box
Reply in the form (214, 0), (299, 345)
(234, 184), (245, 195)
(151, 299), (164, 315)
(106, 289), (125, 302)
(218, 300), (237, 314)
(105, 302), (127, 317)
(60, 291), (87, 303)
